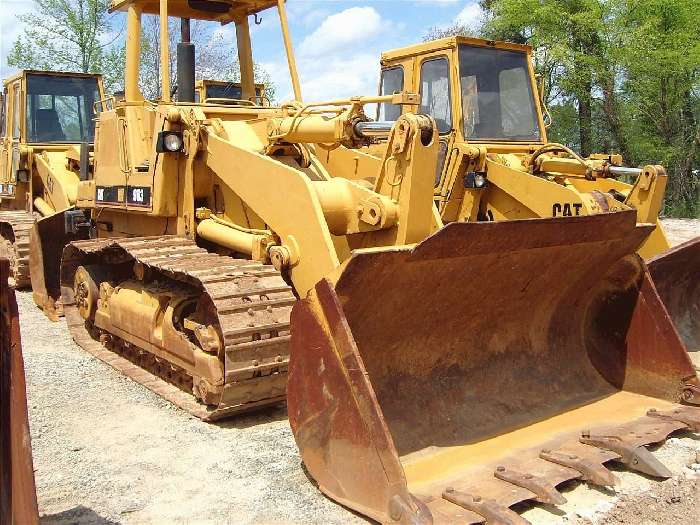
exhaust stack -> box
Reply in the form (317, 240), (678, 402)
(177, 18), (196, 103)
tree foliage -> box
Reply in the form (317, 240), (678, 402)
(7, 0), (117, 79)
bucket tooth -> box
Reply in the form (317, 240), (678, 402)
(646, 406), (700, 432)
(442, 488), (531, 525)
(493, 466), (566, 505)
(539, 449), (618, 488)
(579, 432), (672, 478)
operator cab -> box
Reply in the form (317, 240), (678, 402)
(378, 37), (545, 145)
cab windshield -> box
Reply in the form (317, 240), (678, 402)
(458, 45), (541, 142)
(202, 83), (263, 102)
(26, 74), (99, 143)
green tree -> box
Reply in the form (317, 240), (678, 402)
(616, 0), (699, 216)
(7, 0), (119, 85)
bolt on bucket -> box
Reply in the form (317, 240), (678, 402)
(287, 211), (700, 524)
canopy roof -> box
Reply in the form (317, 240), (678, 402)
(381, 36), (531, 63)
(109, 0), (280, 23)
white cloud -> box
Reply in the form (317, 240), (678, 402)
(455, 2), (485, 28)
(259, 6), (403, 104)
(298, 7), (382, 58)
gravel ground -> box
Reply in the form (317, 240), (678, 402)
(19, 219), (700, 525)
(20, 292), (365, 524)
(660, 218), (699, 247)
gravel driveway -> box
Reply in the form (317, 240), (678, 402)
(20, 219), (699, 524)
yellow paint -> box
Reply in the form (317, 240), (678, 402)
(402, 391), (676, 491)
(159, 0), (170, 103)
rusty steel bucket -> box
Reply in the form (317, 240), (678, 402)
(1, 259), (39, 525)
(647, 237), (700, 359)
(287, 211), (700, 524)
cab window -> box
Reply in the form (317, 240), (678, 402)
(377, 66), (403, 121)
(458, 45), (541, 141)
(25, 74), (99, 143)
(419, 57), (452, 134)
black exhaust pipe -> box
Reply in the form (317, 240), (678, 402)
(177, 18), (195, 102)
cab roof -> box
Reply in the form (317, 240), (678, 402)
(109, 0), (280, 23)
(381, 36), (532, 64)
(3, 70), (103, 88)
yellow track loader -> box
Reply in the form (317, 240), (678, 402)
(0, 70), (104, 315)
(321, 35), (699, 360)
(27, 2), (700, 524)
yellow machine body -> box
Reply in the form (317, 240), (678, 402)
(0, 70), (105, 290)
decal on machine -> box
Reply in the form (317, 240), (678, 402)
(126, 186), (151, 207)
(95, 185), (123, 204)
(0, 183), (15, 196)
(552, 203), (583, 217)
(95, 185), (151, 207)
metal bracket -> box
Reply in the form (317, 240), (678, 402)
(540, 449), (618, 487)
(493, 466), (566, 505)
(580, 431), (672, 478)
(647, 407), (700, 432)
(442, 488), (531, 525)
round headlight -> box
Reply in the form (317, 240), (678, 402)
(474, 173), (487, 188)
(164, 133), (183, 152)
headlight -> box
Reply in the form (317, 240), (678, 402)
(464, 171), (488, 189)
(157, 131), (184, 153)
(164, 133), (183, 152)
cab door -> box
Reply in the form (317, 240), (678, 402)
(0, 80), (22, 200)
(415, 53), (457, 204)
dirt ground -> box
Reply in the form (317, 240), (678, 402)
(659, 218), (699, 247)
(19, 219), (700, 524)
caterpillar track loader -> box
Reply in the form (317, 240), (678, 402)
(28, 2), (700, 524)
(1, 258), (39, 525)
(321, 35), (699, 361)
(0, 71), (104, 297)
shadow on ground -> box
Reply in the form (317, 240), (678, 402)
(41, 506), (120, 525)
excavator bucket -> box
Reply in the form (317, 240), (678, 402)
(1, 259), (39, 525)
(647, 238), (700, 365)
(287, 211), (700, 525)
(29, 210), (87, 321)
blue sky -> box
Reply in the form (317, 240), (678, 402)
(0, 0), (484, 101)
